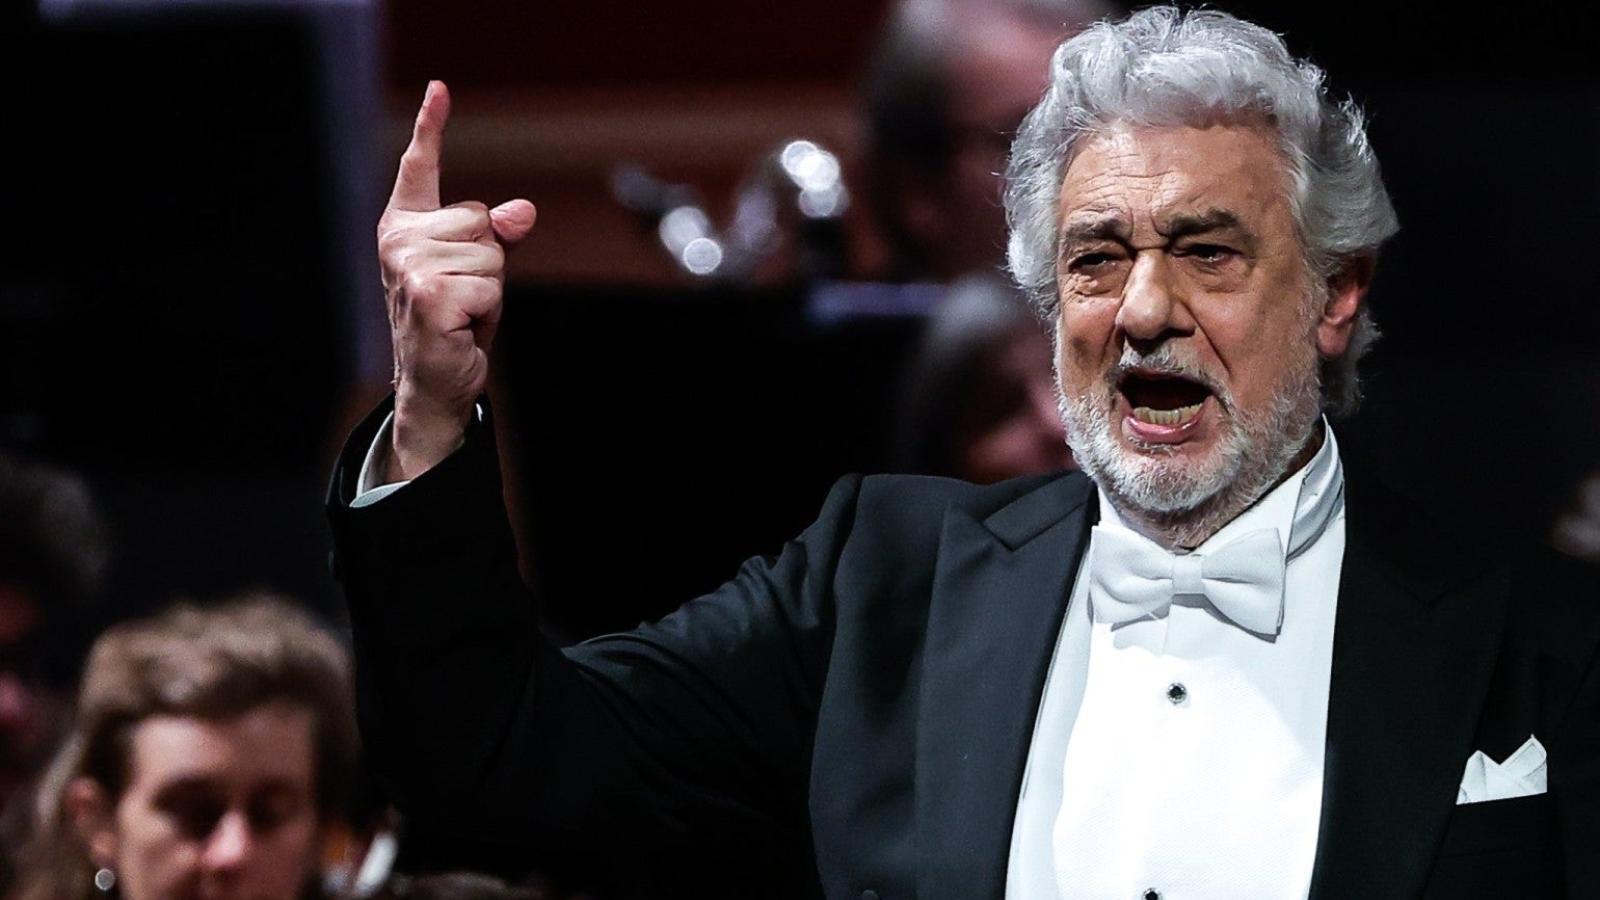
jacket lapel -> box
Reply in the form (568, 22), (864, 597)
(1309, 471), (1511, 898)
(915, 474), (1094, 900)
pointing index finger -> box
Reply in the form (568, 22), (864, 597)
(388, 80), (451, 212)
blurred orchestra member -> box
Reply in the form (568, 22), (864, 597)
(0, 455), (110, 876)
(860, 0), (1119, 281)
(13, 598), (357, 900)
(1555, 472), (1600, 564)
(893, 272), (1072, 481)
(862, 0), (1118, 474)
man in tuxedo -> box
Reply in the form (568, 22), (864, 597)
(329, 7), (1600, 898)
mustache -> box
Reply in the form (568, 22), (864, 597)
(1103, 345), (1231, 403)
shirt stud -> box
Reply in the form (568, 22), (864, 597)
(1166, 682), (1187, 705)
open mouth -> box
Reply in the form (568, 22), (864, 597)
(1117, 369), (1214, 427)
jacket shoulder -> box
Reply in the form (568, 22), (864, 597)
(822, 469), (1093, 586)
(856, 468), (1087, 534)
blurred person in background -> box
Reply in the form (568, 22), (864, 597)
(11, 597), (357, 900)
(0, 455), (111, 882)
(859, 0), (1119, 281)
(1555, 473), (1600, 565)
(892, 272), (1072, 482)
(862, 0), (1115, 480)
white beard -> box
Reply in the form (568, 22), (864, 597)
(1058, 337), (1323, 544)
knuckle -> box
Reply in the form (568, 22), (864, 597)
(378, 245), (405, 279)
(377, 218), (418, 254)
(401, 271), (439, 300)
(450, 202), (492, 237)
(376, 228), (403, 257)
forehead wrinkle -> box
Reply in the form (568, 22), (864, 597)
(1061, 178), (1188, 248)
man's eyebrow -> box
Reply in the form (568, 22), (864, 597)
(151, 774), (220, 800)
(1160, 209), (1245, 238)
(1058, 215), (1130, 245)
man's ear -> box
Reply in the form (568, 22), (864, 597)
(65, 777), (117, 869)
(1315, 254), (1375, 359)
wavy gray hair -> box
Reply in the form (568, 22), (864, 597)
(1004, 6), (1400, 418)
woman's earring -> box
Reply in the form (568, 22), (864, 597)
(93, 867), (116, 893)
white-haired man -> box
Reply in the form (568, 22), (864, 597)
(330, 8), (1599, 899)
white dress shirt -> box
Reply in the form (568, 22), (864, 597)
(1007, 425), (1346, 900)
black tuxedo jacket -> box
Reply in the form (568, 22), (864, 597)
(329, 401), (1600, 899)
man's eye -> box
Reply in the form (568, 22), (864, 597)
(1068, 252), (1116, 272)
(248, 792), (306, 832)
(158, 795), (225, 840)
(1180, 243), (1237, 262)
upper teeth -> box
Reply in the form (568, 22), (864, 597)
(1133, 402), (1203, 426)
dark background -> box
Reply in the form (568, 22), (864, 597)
(2, 0), (1597, 638)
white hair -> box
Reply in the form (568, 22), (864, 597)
(1004, 6), (1400, 417)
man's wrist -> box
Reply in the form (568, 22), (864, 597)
(388, 395), (473, 482)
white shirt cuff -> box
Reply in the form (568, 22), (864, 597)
(350, 406), (481, 508)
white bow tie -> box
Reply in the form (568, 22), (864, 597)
(1087, 525), (1286, 637)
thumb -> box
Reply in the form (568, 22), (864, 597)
(489, 199), (537, 245)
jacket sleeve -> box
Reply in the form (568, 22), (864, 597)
(326, 399), (858, 859)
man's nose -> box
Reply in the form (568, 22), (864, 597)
(1115, 251), (1193, 344)
(201, 811), (253, 872)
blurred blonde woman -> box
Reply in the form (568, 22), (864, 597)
(12, 597), (357, 900)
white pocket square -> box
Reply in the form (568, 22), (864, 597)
(1457, 735), (1547, 804)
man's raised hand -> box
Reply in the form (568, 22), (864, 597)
(377, 81), (536, 482)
